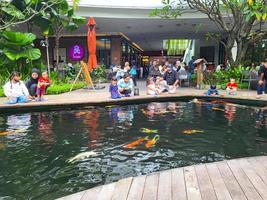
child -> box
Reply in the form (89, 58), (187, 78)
(147, 77), (160, 95)
(36, 71), (51, 101)
(155, 76), (169, 93)
(109, 77), (121, 99)
(205, 85), (219, 96)
(226, 78), (238, 95)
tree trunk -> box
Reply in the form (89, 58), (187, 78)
(234, 40), (249, 66)
(55, 34), (60, 70)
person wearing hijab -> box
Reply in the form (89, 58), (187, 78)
(26, 68), (39, 99)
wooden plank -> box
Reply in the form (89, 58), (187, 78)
(184, 166), (202, 200)
(142, 173), (159, 200)
(171, 168), (187, 200)
(56, 190), (86, 200)
(157, 170), (172, 200)
(97, 183), (116, 200)
(238, 158), (267, 199)
(127, 175), (146, 200)
(195, 164), (217, 200)
(206, 163), (232, 200)
(247, 157), (267, 186)
(111, 177), (133, 200)
(81, 186), (102, 200)
(216, 161), (246, 200)
(256, 156), (267, 170)
(227, 159), (262, 200)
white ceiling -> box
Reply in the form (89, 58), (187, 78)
(63, 17), (223, 51)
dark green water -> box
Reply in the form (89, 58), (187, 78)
(0, 101), (267, 200)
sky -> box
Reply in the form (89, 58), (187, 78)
(77, 0), (164, 8)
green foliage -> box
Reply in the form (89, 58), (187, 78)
(46, 82), (85, 95)
(0, 0), (64, 30)
(203, 66), (251, 89)
(0, 31), (41, 72)
(0, 88), (4, 97)
(91, 64), (107, 82)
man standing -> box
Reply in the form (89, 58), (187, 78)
(257, 58), (267, 96)
(163, 65), (179, 93)
(188, 56), (196, 74)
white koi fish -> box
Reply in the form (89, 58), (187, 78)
(67, 151), (97, 163)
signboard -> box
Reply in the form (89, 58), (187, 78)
(69, 45), (85, 61)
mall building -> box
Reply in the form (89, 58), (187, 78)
(34, 0), (265, 69)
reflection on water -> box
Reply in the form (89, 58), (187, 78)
(0, 101), (266, 200)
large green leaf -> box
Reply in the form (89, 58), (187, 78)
(2, 31), (36, 46)
(4, 47), (41, 61)
(23, 48), (41, 60)
(1, 4), (25, 19)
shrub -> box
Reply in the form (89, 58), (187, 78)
(46, 82), (85, 95)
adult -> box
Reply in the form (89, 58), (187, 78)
(149, 60), (161, 81)
(258, 58), (267, 94)
(163, 66), (179, 93)
(129, 60), (138, 86)
(173, 60), (182, 72)
(3, 71), (30, 104)
(26, 68), (39, 98)
(188, 56), (196, 74)
(124, 61), (131, 73)
(118, 74), (134, 97)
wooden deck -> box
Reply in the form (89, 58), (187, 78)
(57, 156), (267, 200)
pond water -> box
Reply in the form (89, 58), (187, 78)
(0, 100), (267, 199)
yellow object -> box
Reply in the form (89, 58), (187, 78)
(212, 107), (225, 112)
(262, 13), (267, 20)
(80, 61), (95, 89)
(182, 129), (204, 135)
(69, 61), (95, 92)
(145, 135), (160, 148)
(247, 0), (253, 5)
(140, 128), (158, 134)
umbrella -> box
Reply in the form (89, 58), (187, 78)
(193, 58), (207, 64)
(87, 17), (97, 72)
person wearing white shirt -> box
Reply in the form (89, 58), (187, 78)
(3, 71), (29, 104)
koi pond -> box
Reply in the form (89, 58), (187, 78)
(0, 100), (267, 199)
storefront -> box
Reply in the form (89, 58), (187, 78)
(36, 33), (143, 69)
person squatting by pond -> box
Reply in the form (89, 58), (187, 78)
(3, 72), (30, 104)
(26, 68), (39, 99)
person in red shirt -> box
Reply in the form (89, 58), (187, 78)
(226, 78), (238, 95)
(36, 71), (51, 101)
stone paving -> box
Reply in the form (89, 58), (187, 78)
(0, 81), (266, 112)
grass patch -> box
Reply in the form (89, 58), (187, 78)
(0, 88), (4, 97)
(46, 82), (86, 95)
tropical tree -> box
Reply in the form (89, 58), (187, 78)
(152, 0), (267, 66)
(0, 0), (64, 31)
(0, 31), (41, 72)
(34, 0), (85, 68)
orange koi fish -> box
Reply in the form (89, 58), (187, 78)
(0, 130), (13, 136)
(123, 137), (148, 149)
(182, 129), (204, 135)
(212, 107), (225, 112)
(145, 135), (160, 148)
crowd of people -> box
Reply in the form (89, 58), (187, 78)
(3, 69), (51, 104)
(2, 57), (267, 104)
